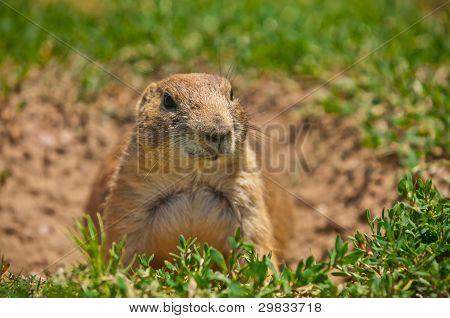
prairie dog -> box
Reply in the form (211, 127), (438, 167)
(85, 73), (294, 267)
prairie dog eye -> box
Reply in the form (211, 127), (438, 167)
(163, 92), (177, 111)
(230, 88), (234, 101)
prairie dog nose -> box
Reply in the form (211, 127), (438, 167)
(204, 130), (232, 153)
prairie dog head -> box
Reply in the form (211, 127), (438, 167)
(136, 73), (248, 164)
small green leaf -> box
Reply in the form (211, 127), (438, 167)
(210, 248), (227, 272)
(342, 250), (364, 265)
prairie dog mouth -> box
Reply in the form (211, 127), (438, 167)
(185, 148), (219, 161)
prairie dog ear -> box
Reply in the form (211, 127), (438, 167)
(136, 82), (158, 112)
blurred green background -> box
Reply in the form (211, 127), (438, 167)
(1, 0), (449, 167)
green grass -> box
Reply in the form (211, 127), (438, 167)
(1, 174), (448, 297)
(0, 0), (448, 167)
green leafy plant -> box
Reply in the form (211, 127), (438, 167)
(0, 174), (448, 297)
(334, 174), (449, 297)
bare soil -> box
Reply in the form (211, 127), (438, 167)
(0, 66), (448, 272)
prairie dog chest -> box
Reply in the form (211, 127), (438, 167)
(140, 186), (241, 259)
(152, 186), (239, 229)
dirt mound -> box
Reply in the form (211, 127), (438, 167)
(0, 66), (135, 272)
(0, 67), (447, 272)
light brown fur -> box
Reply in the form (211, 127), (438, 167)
(85, 73), (294, 267)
